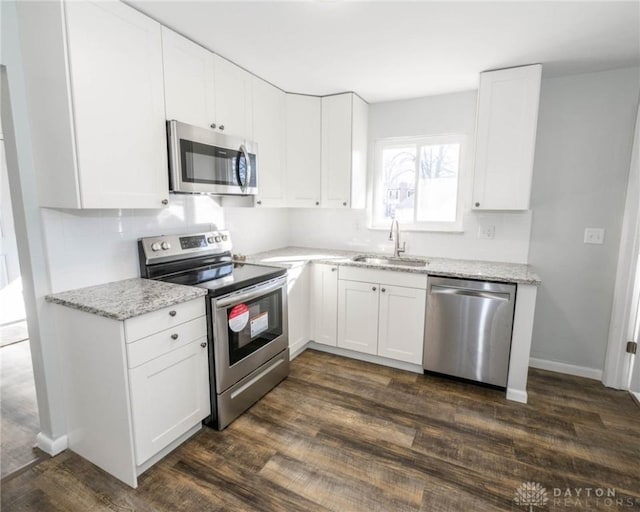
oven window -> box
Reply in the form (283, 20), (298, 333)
(227, 288), (283, 365)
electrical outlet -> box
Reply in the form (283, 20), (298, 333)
(478, 225), (495, 240)
(584, 228), (605, 245)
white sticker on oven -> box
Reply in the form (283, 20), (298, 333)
(250, 312), (269, 338)
(228, 304), (249, 332)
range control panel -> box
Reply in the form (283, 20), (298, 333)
(140, 230), (232, 264)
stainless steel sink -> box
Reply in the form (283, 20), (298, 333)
(352, 255), (429, 268)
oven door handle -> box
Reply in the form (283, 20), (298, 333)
(214, 278), (285, 309)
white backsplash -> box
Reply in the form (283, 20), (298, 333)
(41, 194), (289, 292)
(287, 208), (532, 264)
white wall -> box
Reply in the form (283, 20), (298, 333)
(288, 91), (533, 264)
(528, 67), (640, 374)
(41, 196), (289, 293)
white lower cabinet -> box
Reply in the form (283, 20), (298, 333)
(53, 297), (209, 488)
(337, 267), (427, 364)
(128, 338), (210, 466)
(377, 285), (426, 364)
(287, 265), (311, 356)
(310, 263), (339, 347)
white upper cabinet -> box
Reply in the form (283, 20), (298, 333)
(162, 28), (253, 139)
(253, 78), (286, 207)
(161, 27), (215, 130)
(17, 0), (169, 209)
(213, 55), (253, 138)
(321, 93), (368, 209)
(286, 94), (322, 207)
(472, 64), (542, 211)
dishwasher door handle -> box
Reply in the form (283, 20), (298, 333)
(430, 285), (510, 302)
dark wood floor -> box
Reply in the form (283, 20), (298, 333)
(0, 340), (43, 479)
(2, 349), (639, 511)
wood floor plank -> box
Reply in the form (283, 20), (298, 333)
(2, 349), (639, 512)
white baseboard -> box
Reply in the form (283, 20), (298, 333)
(36, 432), (68, 456)
(289, 339), (310, 359)
(308, 342), (424, 374)
(529, 358), (603, 380)
(506, 388), (527, 403)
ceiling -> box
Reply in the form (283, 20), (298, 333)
(129, 1), (640, 103)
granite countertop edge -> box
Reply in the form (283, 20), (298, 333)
(242, 247), (542, 285)
(45, 278), (208, 321)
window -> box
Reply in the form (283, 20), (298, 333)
(371, 135), (465, 231)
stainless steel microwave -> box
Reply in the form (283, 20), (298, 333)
(167, 120), (258, 196)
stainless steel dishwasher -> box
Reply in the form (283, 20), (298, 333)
(423, 276), (516, 387)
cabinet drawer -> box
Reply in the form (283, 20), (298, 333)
(124, 298), (205, 342)
(126, 315), (207, 368)
(338, 266), (427, 289)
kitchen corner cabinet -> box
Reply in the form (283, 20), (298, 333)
(310, 263), (339, 347)
(253, 78), (287, 207)
(162, 27), (253, 138)
(321, 93), (368, 209)
(472, 64), (542, 211)
(17, 1), (169, 209)
(287, 265), (311, 356)
(337, 267), (427, 364)
(285, 94), (322, 207)
(53, 298), (209, 488)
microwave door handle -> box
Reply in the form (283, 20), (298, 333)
(239, 144), (251, 194)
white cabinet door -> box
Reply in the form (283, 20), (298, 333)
(161, 27), (215, 130)
(64, 1), (168, 209)
(321, 93), (352, 208)
(337, 280), (379, 355)
(287, 265), (310, 356)
(213, 55), (253, 138)
(377, 285), (426, 364)
(253, 78), (286, 207)
(285, 94), (322, 207)
(310, 264), (339, 347)
(128, 338), (210, 466)
(472, 64), (542, 211)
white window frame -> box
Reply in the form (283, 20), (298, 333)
(369, 134), (467, 232)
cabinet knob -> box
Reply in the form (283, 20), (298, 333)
(161, 199), (169, 206)
(171, 333), (179, 340)
(343, 202), (347, 206)
(219, 125), (225, 131)
(210, 123), (216, 129)
(257, 200), (262, 205)
(381, 288), (386, 292)
(475, 202), (480, 207)
(372, 286), (377, 291)
(200, 341), (207, 348)
(331, 267), (337, 272)
(315, 201), (320, 206)
(169, 310), (177, 317)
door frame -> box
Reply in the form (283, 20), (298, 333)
(603, 102), (640, 390)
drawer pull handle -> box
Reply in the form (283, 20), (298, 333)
(372, 286), (377, 291)
(381, 288), (386, 292)
(200, 342), (207, 348)
(171, 334), (179, 340)
(169, 310), (177, 317)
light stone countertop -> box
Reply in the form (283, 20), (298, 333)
(243, 246), (541, 285)
(45, 278), (207, 321)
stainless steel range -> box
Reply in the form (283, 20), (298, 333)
(138, 230), (289, 430)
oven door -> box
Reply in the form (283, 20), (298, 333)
(168, 120), (257, 196)
(212, 276), (288, 392)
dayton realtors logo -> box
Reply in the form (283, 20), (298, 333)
(514, 481), (549, 511)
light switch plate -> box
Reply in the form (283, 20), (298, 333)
(584, 228), (605, 245)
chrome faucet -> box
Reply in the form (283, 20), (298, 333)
(388, 218), (406, 258)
